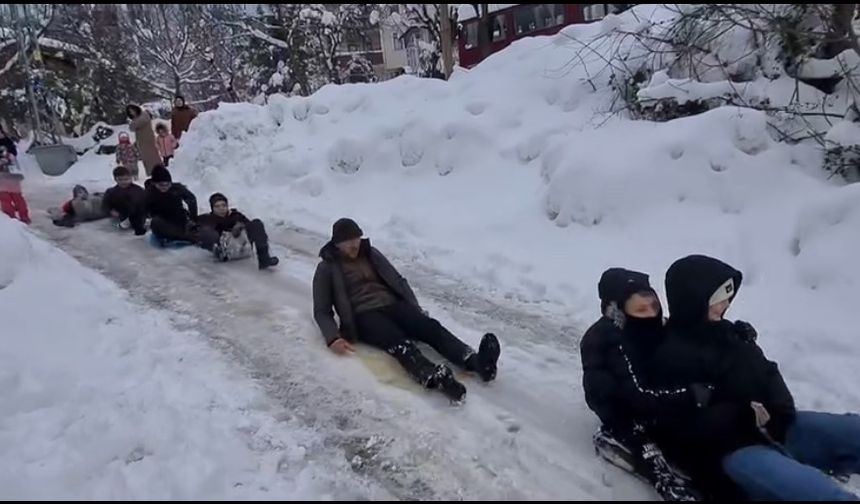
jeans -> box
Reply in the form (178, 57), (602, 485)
(722, 411), (860, 501)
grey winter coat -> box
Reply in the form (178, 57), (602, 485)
(312, 239), (421, 345)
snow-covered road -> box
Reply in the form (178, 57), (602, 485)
(21, 183), (650, 500)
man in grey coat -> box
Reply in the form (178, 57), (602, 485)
(312, 218), (501, 403)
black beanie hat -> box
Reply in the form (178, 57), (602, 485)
(151, 164), (171, 183)
(209, 192), (228, 209)
(332, 218), (363, 244)
(598, 267), (655, 313)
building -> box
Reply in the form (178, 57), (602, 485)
(379, 6), (434, 79)
(457, 4), (620, 68)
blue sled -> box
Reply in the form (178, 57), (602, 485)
(149, 233), (195, 249)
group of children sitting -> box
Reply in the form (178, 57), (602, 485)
(51, 164), (280, 270)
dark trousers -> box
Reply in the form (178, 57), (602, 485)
(354, 302), (474, 386)
(107, 198), (146, 235)
(150, 216), (195, 242)
(198, 219), (269, 251)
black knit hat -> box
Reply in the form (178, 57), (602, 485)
(150, 164), (172, 183)
(332, 218), (363, 244)
(598, 268), (654, 313)
(209, 192), (228, 209)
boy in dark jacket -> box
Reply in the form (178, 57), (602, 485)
(197, 192), (279, 269)
(102, 166), (147, 235)
(312, 218), (501, 404)
(581, 268), (708, 501)
(144, 164), (198, 244)
(652, 255), (860, 501)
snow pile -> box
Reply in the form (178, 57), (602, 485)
(0, 215), (381, 500)
(172, 5), (860, 409)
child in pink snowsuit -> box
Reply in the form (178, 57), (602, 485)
(115, 132), (141, 180)
(0, 145), (30, 224)
(155, 123), (179, 167)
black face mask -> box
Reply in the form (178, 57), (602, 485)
(624, 315), (663, 335)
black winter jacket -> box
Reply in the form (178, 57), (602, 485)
(313, 239), (420, 345)
(197, 210), (250, 234)
(144, 180), (197, 226)
(651, 255), (796, 460)
(581, 308), (697, 434)
(102, 184), (145, 214)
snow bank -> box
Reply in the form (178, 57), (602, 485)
(0, 215), (381, 500)
(114, 4), (860, 412)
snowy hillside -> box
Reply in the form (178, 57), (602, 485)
(170, 5), (860, 411)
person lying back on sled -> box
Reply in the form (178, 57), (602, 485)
(650, 255), (860, 501)
(197, 193), (279, 270)
(144, 165), (199, 245)
(581, 268), (712, 501)
(50, 185), (108, 228)
(102, 166), (147, 235)
(312, 218), (501, 404)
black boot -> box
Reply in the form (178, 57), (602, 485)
(467, 333), (501, 382)
(427, 364), (466, 404)
(256, 245), (279, 270)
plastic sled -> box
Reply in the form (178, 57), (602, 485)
(149, 233), (195, 249)
(31, 144), (78, 176)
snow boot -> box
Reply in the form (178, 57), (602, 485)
(642, 444), (700, 501)
(594, 427), (641, 475)
(256, 245), (279, 270)
(428, 364), (466, 404)
(467, 333), (501, 382)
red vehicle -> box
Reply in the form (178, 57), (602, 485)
(458, 4), (613, 68)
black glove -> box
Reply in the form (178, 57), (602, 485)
(734, 320), (758, 343)
(689, 383), (713, 408)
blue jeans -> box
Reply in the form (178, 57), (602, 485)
(722, 411), (860, 501)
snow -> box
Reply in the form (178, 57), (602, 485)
(10, 2), (860, 499)
(825, 120), (860, 146)
(0, 207), (384, 499)
(168, 3), (860, 422)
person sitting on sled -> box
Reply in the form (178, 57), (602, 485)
(650, 255), (860, 501)
(102, 166), (147, 235)
(581, 267), (716, 501)
(312, 218), (501, 404)
(197, 192), (279, 270)
(144, 164), (199, 245)
(50, 185), (108, 228)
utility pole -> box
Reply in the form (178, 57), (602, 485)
(440, 4), (454, 79)
(9, 3), (43, 144)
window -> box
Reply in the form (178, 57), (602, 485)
(514, 4), (565, 36)
(583, 4), (607, 22)
(348, 44), (359, 53)
(491, 14), (507, 42)
(393, 33), (404, 50)
(464, 21), (478, 49)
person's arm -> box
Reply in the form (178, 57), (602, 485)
(580, 325), (621, 423)
(312, 262), (341, 346)
(176, 185), (198, 221)
(171, 115), (179, 139)
(371, 248), (420, 308)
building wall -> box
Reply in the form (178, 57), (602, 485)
(380, 23), (409, 72)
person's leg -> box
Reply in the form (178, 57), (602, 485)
(0, 192), (16, 218)
(12, 192), (30, 223)
(246, 218), (277, 268)
(197, 226), (220, 252)
(383, 302), (474, 367)
(150, 217), (192, 242)
(784, 411), (860, 476)
(384, 302), (501, 381)
(722, 444), (858, 501)
(354, 310), (439, 387)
